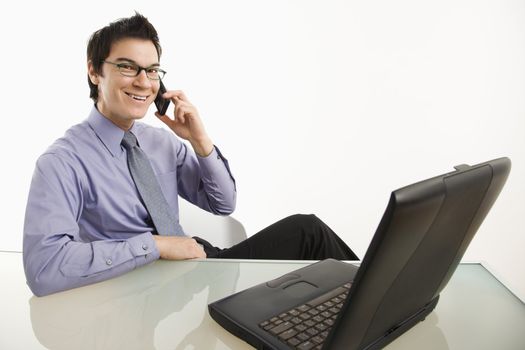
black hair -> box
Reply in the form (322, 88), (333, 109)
(86, 12), (162, 102)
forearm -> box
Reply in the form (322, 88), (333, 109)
(24, 233), (159, 296)
(189, 135), (214, 158)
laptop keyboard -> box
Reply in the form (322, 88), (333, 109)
(259, 282), (351, 350)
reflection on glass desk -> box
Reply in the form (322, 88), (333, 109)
(1, 252), (524, 349)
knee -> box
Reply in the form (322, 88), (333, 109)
(283, 214), (327, 232)
(282, 213), (315, 223)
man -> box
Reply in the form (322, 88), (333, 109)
(23, 13), (358, 297)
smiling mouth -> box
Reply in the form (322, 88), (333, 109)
(125, 92), (148, 102)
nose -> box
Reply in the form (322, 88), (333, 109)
(133, 69), (152, 88)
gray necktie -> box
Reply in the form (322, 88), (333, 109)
(121, 131), (181, 236)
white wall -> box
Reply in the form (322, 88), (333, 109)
(2, 0), (524, 300)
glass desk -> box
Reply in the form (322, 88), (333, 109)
(1, 252), (524, 349)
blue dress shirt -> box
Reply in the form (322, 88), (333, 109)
(23, 107), (236, 296)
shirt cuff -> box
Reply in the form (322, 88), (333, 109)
(127, 233), (160, 266)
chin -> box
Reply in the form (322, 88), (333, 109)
(131, 113), (147, 120)
(128, 108), (149, 120)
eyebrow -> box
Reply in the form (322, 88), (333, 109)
(114, 57), (160, 67)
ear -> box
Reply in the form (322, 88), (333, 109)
(87, 60), (99, 85)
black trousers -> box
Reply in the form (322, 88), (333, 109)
(194, 214), (359, 261)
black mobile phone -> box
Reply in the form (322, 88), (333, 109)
(154, 80), (170, 115)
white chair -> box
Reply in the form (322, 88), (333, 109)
(178, 199), (247, 248)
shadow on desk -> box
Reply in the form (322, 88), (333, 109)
(28, 260), (243, 350)
(387, 312), (449, 350)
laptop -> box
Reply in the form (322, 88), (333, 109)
(208, 157), (511, 350)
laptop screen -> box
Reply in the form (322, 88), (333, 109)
(327, 157), (511, 349)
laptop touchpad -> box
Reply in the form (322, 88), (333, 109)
(283, 281), (318, 298)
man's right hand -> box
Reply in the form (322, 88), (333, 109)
(152, 235), (206, 260)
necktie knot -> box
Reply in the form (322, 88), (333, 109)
(121, 131), (138, 151)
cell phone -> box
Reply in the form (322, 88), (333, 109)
(154, 80), (170, 115)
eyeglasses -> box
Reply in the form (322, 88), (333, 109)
(102, 60), (167, 80)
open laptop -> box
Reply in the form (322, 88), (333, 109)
(208, 157), (511, 350)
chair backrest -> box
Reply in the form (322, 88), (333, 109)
(178, 200), (247, 248)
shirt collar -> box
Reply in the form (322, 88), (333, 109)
(87, 106), (140, 157)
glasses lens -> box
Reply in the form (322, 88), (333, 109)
(118, 63), (140, 77)
(146, 68), (164, 80)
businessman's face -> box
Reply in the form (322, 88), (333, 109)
(88, 38), (160, 130)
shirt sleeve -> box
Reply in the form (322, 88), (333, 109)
(23, 154), (160, 297)
(176, 143), (237, 215)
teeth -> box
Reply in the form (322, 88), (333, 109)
(126, 93), (147, 101)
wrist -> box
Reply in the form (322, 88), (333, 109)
(152, 235), (167, 259)
(190, 136), (214, 157)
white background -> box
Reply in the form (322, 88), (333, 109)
(1, 0), (524, 300)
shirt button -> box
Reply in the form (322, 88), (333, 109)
(106, 258), (113, 266)
(142, 244), (148, 251)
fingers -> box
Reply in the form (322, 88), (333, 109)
(154, 90), (206, 144)
(158, 90), (193, 123)
(154, 101), (188, 125)
(186, 238), (206, 259)
(153, 235), (206, 260)
(162, 90), (189, 103)
(175, 102), (190, 124)
(194, 242), (207, 259)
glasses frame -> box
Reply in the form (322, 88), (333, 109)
(102, 60), (166, 80)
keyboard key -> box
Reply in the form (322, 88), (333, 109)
(269, 321), (294, 335)
(313, 315), (324, 323)
(282, 314), (293, 321)
(324, 301), (334, 308)
(291, 317), (302, 325)
(263, 324), (274, 331)
(316, 304), (327, 312)
(278, 328), (298, 341)
(315, 323), (328, 331)
(297, 305), (310, 312)
(306, 327), (319, 336)
(289, 309), (301, 316)
(308, 308), (320, 316)
(329, 307), (340, 314)
(295, 324), (308, 332)
(324, 319), (335, 327)
(297, 340), (316, 350)
(304, 320), (316, 327)
(297, 332), (310, 341)
(312, 335), (324, 344)
(300, 313), (311, 320)
(287, 337), (302, 347)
